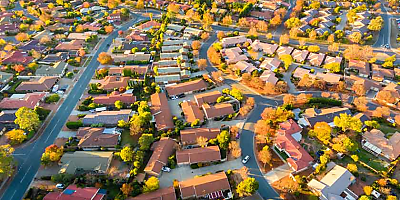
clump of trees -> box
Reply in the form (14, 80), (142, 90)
(41, 144), (63, 165)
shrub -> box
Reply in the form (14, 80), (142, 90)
(45, 94), (60, 103)
(308, 97), (342, 106)
(77, 114), (86, 118)
(34, 107), (51, 121)
(65, 72), (73, 78)
(66, 121), (83, 129)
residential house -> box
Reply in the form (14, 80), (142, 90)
(67, 32), (97, 40)
(0, 92), (46, 110)
(353, 18), (370, 27)
(108, 65), (148, 76)
(298, 24), (312, 33)
(39, 52), (69, 64)
(194, 91), (222, 107)
(260, 57), (281, 71)
(165, 79), (208, 97)
(274, 120), (313, 172)
(184, 27), (203, 37)
(107, 13), (121, 24)
(163, 40), (189, 47)
(98, 76), (130, 91)
(315, 72), (342, 85)
(292, 49), (309, 63)
(277, 46), (294, 57)
(202, 103), (235, 120)
(93, 91), (136, 105)
(315, 27), (332, 36)
(157, 67), (181, 75)
(157, 60), (179, 67)
(308, 164), (357, 200)
(371, 64), (394, 82)
(180, 128), (220, 146)
(82, 110), (132, 126)
(348, 76), (381, 94)
(155, 74), (181, 84)
(1, 51), (33, 66)
(43, 185), (106, 200)
(0, 71), (12, 88)
(176, 146), (221, 166)
(136, 20), (161, 31)
(362, 129), (400, 161)
(112, 53), (151, 63)
(259, 70), (279, 85)
(179, 172), (232, 199)
(293, 67), (315, 79)
(127, 187), (176, 200)
(58, 151), (113, 174)
(0, 23), (18, 35)
(234, 61), (257, 73)
(126, 30), (148, 41)
(221, 35), (248, 48)
(150, 93), (174, 131)
(76, 127), (120, 150)
(223, 47), (248, 64)
(250, 10), (273, 20)
(144, 137), (176, 176)
(298, 107), (351, 127)
(35, 61), (69, 77)
(81, 22), (102, 31)
(19, 40), (47, 53)
(308, 53), (326, 67)
(324, 56), (343, 65)
(16, 77), (58, 92)
(55, 40), (84, 51)
(181, 101), (205, 123)
(250, 40), (278, 55)
(0, 110), (16, 131)
(162, 45), (184, 53)
(348, 60), (371, 78)
(167, 24), (185, 32)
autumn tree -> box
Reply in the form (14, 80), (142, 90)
(372, 106), (391, 118)
(309, 122), (331, 143)
(308, 45), (320, 53)
(15, 32), (29, 42)
(207, 47), (221, 65)
(39, 35), (51, 44)
(353, 97), (368, 111)
(332, 134), (358, 153)
(5, 129), (27, 144)
(97, 52), (113, 65)
(15, 107), (40, 131)
(261, 107), (294, 124)
(256, 20), (268, 32)
(279, 34), (289, 45)
(279, 54), (293, 70)
(323, 62), (341, 73)
(344, 45), (374, 61)
(41, 144), (63, 165)
(120, 146), (134, 162)
(197, 59), (207, 70)
(368, 16), (384, 31)
(191, 40), (201, 50)
(121, 183), (133, 197)
(229, 141), (241, 158)
(236, 178), (259, 197)
(352, 83), (366, 96)
(349, 32), (362, 44)
(334, 113), (363, 132)
(328, 43), (339, 52)
(258, 145), (272, 168)
(196, 136), (208, 147)
(309, 30), (317, 40)
(285, 17), (302, 29)
(283, 94), (296, 105)
(105, 25), (114, 34)
(270, 15), (282, 27)
(136, 0), (144, 9)
(347, 163), (358, 174)
(222, 15), (233, 25)
(138, 134), (154, 150)
(143, 177), (159, 193)
(0, 144), (14, 177)
(13, 64), (25, 73)
(376, 90), (397, 104)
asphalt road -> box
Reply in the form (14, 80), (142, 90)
(0, 13), (147, 200)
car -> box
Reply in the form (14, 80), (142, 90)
(107, 43), (110, 47)
(385, 44), (390, 49)
(56, 184), (65, 189)
(162, 166), (171, 172)
(242, 155), (250, 164)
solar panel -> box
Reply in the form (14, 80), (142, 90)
(63, 189), (75, 195)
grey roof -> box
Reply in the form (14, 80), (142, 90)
(298, 24), (312, 33)
(35, 61), (69, 77)
(0, 110), (16, 123)
(82, 110), (132, 126)
(163, 40), (188, 46)
(40, 52), (69, 63)
(305, 108), (351, 127)
(155, 74), (181, 83)
(316, 27), (332, 35)
(160, 53), (181, 60)
(157, 60), (178, 67)
(0, 71), (13, 84)
(157, 67), (181, 74)
(59, 151), (113, 174)
(162, 45), (183, 52)
(319, 21), (334, 28)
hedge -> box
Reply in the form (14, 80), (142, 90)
(307, 97), (342, 106)
(66, 121), (83, 129)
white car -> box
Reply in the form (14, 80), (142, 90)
(242, 155), (250, 164)
(162, 166), (171, 172)
(56, 184), (65, 189)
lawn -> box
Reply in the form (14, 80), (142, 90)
(120, 130), (138, 147)
(356, 149), (389, 172)
(378, 124), (399, 135)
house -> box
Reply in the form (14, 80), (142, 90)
(76, 127), (120, 150)
(144, 137), (176, 176)
(107, 13), (121, 24)
(221, 35), (248, 48)
(155, 74), (181, 84)
(274, 120), (313, 172)
(136, 20), (161, 31)
(371, 64), (394, 82)
(0, 71), (12, 88)
(68, 32), (97, 40)
(165, 79), (208, 97)
(112, 53), (151, 63)
(55, 40), (84, 51)
(108, 65), (148, 76)
(93, 91), (136, 105)
(150, 93), (174, 131)
(98, 76), (131, 91)
(194, 91), (222, 107)
(35, 61), (69, 77)
(250, 10), (273, 20)
(308, 53), (326, 67)
(127, 187), (176, 200)
(308, 164), (357, 200)
(298, 107), (351, 127)
(315, 72), (342, 85)
(160, 53), (183, 60)
(324, 56), (343, 65)
(202, 103), (235, 120)
(81, 22), (102, 31)
(162, 45), (184, 53)
(353, 18), (370, 27)
(16, 77), (58, 92)
(298, 24), (312, 33)
(157, 60), (179, 67)
(180, 128), (220, 146)
(163, 40), (189, 47)
(59, 151), (113, 174)
(184, 27), (203, 37)
(259, 70), (279, 85)
(315, 27), (332, 36)
(260, 57), (281, 71)
(167, 24), (185, 32)
(181, 101), (205, 123)
(277, 46), (294, 57)
(223, 47), (248, 64)
(176, 146), (221, 165)
(0, 92), (46, 110)
(293, 67), (315, 79)
(292, 49), (309, 63)
(234, 61), (257, 73)
(349, 76), (381, 93)
(126, 30), (148, 41)
(0, 23), (18, 35)
(156, 67), (181, 75)
(362, 129), (400, 161)
(179, 172), (232, 199)
(43, 185), (106, 200)
(82, 110), (132, 126)
(39, 52), (69, 64)
(250, 40), (278, 55)
(19, 40), (47, 53)
(0, 110), (16, 131)
(348, 60), (370, 78)
(1, 51), (33, 65)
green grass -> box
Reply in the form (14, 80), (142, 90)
(274, 146), (289, 160)
(120, 130), (138, 147)
(357, 149), (388, 172)
(378, 124), (399, 135)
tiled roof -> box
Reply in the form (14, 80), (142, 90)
(176, 146), (221, 164)
(76, 127), (119, 148)
(150, 93), (174, 131)
(82, 110), (131, 126)
(194, 91), (222, 107)
(98, 76), (131, 91)
(93, 91), (136, 105)
(165, 79), (207, 96)
(202, 103), (235, 119)
(179, 172), (231, 199)
(0, 92), (45, 109)
(127, 187), (176, 200)
(16, 77), (58, 91)
(144, 137), (176, 176)
(181, 101), (204, 124)
(180, 128), (220, 146)
(43, 184), (105, 200)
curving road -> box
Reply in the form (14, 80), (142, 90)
(0, 13), (148, 200)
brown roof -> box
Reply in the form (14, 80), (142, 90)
(348, 60), (370, 75)
(307, 52), (326, 66)
(144, 137), (176, 176)
(260, 57), (281, 70)
(150, 93), (174, 131)
(202, 103), (235, 119)
(166, 79), (208, 96)
(180, 128), (220, 146)
(250, 40), (278, 55)
(128, 187), (176, 200)
(176, 146), (221, 164)
(371, 64), (394, 82)
(363, 129), (400, 160)
(277, 46), (294, 57)
(181, 101), (204, 123)
(2, 51), (33, 65)
(93, 91), (136, 105)
(291, 49), (309, 63)
(76, 127), (119, 148)
(221, 35), (247, 48)
(250, 10), (273, 20)
(194, 91), (222, 107)
(260, 70), (279, 85)
(137, 20), (161, 30)
(179, 172), (231, 199)
(108, 65), (148, 75)
(16, 77), (58, 91)
(55, 40), (84, 51)
(98, 76), (131, 91)
(315, 72), (342, 84)
(0, 92), (45, 109)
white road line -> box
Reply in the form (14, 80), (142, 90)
(20, 165), (32, 183)
(45, 119), (60, 143)
(10, 190), (17, 200)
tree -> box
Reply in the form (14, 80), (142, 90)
(351, 155), (359, 162)
(311, 122), (331, 142)
(352, 83), (366, 96)
(5, 129), (27, 144)
(138, 134), (154, 150)
(143, 177), (159, 193)
(197, 59), (207, 70)
(353, 97), (368, 111)
(332, 134), (357, 153)
(323, 62), (340, 72)
(334, 113), (362, 132)
(15, 33), (29, 42)
(376, 90), (397, 104)
(258, 146), (272, 168)
(136, 0), (144, 9)
(279, 34), (289, 45)
(97, 52), (113, 65)
(279, 54), (293, 70)
(39, 35), (51, 44)
(41, 144), (63, 165)
(15, 107), (40, 132)
(217, 31), (225, 40)
(0, 144), (14, 177)
(76, 24), (84, 33)
(196, 136), (208, 147)
(121, 183), (133, 196)
(309, 30), (317, 40)
(236, 178), (259, 197)
(328, 43), (340, 52)
(13, 64), (25, 73)
(349, 32), (362, 44)
(387, 195), (397, 200)
(284, 17), (302, 29)
(207, 47), (221, 65)
(372, 106), (391, 118)
(105, 25), (114, 34)
(308, 45), (320, 53)
(217, 130), (230, 150)
(222, 15), (233, 25)
(344, 45), (374, 61)
(327, 34), (335, 43)
(261, 107), (294, 124)
(256, 20), (268, 32)
(115, 100), (123, 109)
(270, 15), (282, 27)
(191, 40), (201, 50)
(283, 94), (296, 105)
(229, 141), (241, 158)
(364, 186), (373, 196)
(368, 16), (384, 31)
(120, 146), (134, 162)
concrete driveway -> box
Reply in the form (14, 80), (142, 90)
(263, 163), (293, 184)
(159, 159), (243, 188)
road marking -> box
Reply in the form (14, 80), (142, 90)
(10, 190), (17, 200)
(20, 165), (32, 183)
(45, 119), (60, 143)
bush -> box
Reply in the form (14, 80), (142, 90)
(45, 94), (60, 103)
(66, 72), (74, 78)
(77, 114), (86, 118)
(66, 121), (83, 129)
(190, 163), (199, 169)
(34, 107), (51, 121)
(51, 174), (74, 184)
(307, 97), (342, 106)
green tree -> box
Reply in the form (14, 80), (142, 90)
(15, 107), (40, 131)
(334, 113), (362, 132)
(323, 62), (341, 73)
(138, 134), (154, 150)
(236, 178), (259, 197)
(364, 120), (380, 129)
(217, 130), (230, 150)
(143, 177), (159, 193)
(120, 146), (134, 162)
(115, 100), (124, 109)
(0, 144), (14, 177)
(5, 129), (27, 144)
(279, 54), (293, 71)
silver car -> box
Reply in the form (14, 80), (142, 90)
(242, 155), (250, 164)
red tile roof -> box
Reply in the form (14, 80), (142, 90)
(176, 146), (221, 164)
(278, 119), (302, 135)
(136, 20), (161, 30)
(1, 51), (33, 65)
(202, 103), (235, 119)
(55, 40), (84, 51)
(194, 91), (222, 106)
(150, 93), (174, 131)
(93, 91), (136, 105)
(180, 128), (220, 146)
(144, 137), (176, 176)
(0, 92), (45, 109)
(127, 187), (176, 200)
(16, 77), (58, 92)
(43, 184), (105, 200)
(181, 101), (204, 124)
(166, 79), (208, 96)
(108, 65), (148, 75)
(98, 76), (131, 91)
(76, 127), (119, 148)
(179, 172), (231, 199)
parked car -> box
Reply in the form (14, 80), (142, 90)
(242, 155), (250, 164)
(162, 166), (171, 172)
(56, 184), (65, 189)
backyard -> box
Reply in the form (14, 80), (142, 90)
(120, 130), (138, 147)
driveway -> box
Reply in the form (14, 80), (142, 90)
(263, 163), (293, 184)
(336, 11), (348, 31)
(159, 159), (243, 188)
